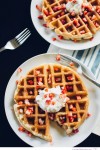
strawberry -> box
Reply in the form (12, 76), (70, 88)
(36, 5), (42, 12)
(56, 54), (60, 61)
(38, 15), (43, 19)
(43, 9), (49, 16)
(18, 126), (25, 132)
(52, 37), (57, 41)
(17, 67), (22, 73)
(76, 95), (81, 100)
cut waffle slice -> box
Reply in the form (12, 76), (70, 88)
(42, 0), (100, 40)
(14, 103), (52, 142)
(47, 64), (89, 134)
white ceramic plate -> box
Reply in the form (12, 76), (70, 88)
(4, 53), (100, 147)
(30, 0), (100, 50)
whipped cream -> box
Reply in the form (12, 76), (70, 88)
(66, 0), (87, 15)
(36, 86), (69, 112)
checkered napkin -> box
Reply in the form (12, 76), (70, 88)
(47, 44), (100, 136)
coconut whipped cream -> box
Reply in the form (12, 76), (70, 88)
(36, 86), (69, 113)
(66, 0), (87, 15)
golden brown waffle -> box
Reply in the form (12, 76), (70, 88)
(14, 64), (89, 139)
(42, 0), (100, 41)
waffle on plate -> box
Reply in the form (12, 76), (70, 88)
(14, 64), (89, 141)
(41, 0), (100, 41)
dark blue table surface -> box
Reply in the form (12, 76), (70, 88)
(0, 0), (100, 147)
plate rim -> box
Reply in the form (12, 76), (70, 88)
(30, 0), (100, 50)
(4, 53), (98, 147)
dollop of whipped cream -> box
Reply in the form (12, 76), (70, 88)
(66, 0), (88, 15)
(36, 86), (69, 112)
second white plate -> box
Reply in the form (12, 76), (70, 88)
(30, 0), (100, 50)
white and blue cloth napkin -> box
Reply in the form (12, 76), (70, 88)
(47, 44), (100, 136)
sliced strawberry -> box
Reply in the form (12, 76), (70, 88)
(43, 24), (48, 28)
(76, 95), (82, 100)
(56, 54), (60, 61)
(52, 37), (57, 41)
(36, 5), (42, 12)
(38, 15), (43, 19)
(58, 35), (63, 40)
(18, 126), (25, 132)
(27, 79), (34, 85)
(18, 101), (23, 105)
(43, 9), (49, 16)
(17, 67), (22, 73)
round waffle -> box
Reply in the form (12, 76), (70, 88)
(14, 64), (89, 141)
(42, 0), (100, 41)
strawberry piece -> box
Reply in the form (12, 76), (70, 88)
(61, 19), (66, 25)
(52, 101), (55, 105)
(76, 95), (81, 100)
(68, 112), (72, 117)
(25, 99), (30, 105)
(58, 35), (63, 40)
(90, 37), (94, 41)
(66, 85), (73, 92)
(80, 30), (85, 34)
(70, 11), (76, 16)
(72, 128), (79, 134)
(52, 37), (57, 41)
(46, 100), (51, 105)
(16, 80), (19, 85)
(38, 118), (44, 125)
(18, 101), (23, 105)
(36, 5), (42, 12)
(27, 79), (34, 85)
(55, 77), (61, 82)
(82, 17), (87, 23)
(62, 86), (66, 94)
(87, 113), (91, 118)
(18, 126), (25, 132)
(72, 107), (77, 112)
(56, 54), (60, 61)
(43, 24), (48, 28)
(17, 67), (22, 73)
(69, 62), (74, 66)
(38, 15), (43, 19)
(28, 132), (32, 137)
(54, 67), (60, 72)
(49, 113), (55, 120)
(69, 116), (74, 122)
(43, 9), (49, 16)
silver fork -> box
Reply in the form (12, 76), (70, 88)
(0, 28), (31, 52)
(60, 54), (100, 88)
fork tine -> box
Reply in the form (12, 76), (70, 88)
(17, 31), (31, 43)
(17, 30), (30, 42)
(15, 28), (28, 39)
(60, 54), (78, 67)
(18, 33), (31, 44)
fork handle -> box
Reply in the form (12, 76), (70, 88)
(0, 47), (5, 52)
(83, 72), (100, 88)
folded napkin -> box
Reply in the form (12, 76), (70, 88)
(47, 44), (100, 136)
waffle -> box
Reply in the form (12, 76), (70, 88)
(14, 104), (52, 141)
(42, 0), (100, 41)
(14, 63), (89, 140)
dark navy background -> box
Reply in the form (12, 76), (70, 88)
(0, 0), (100, 147)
